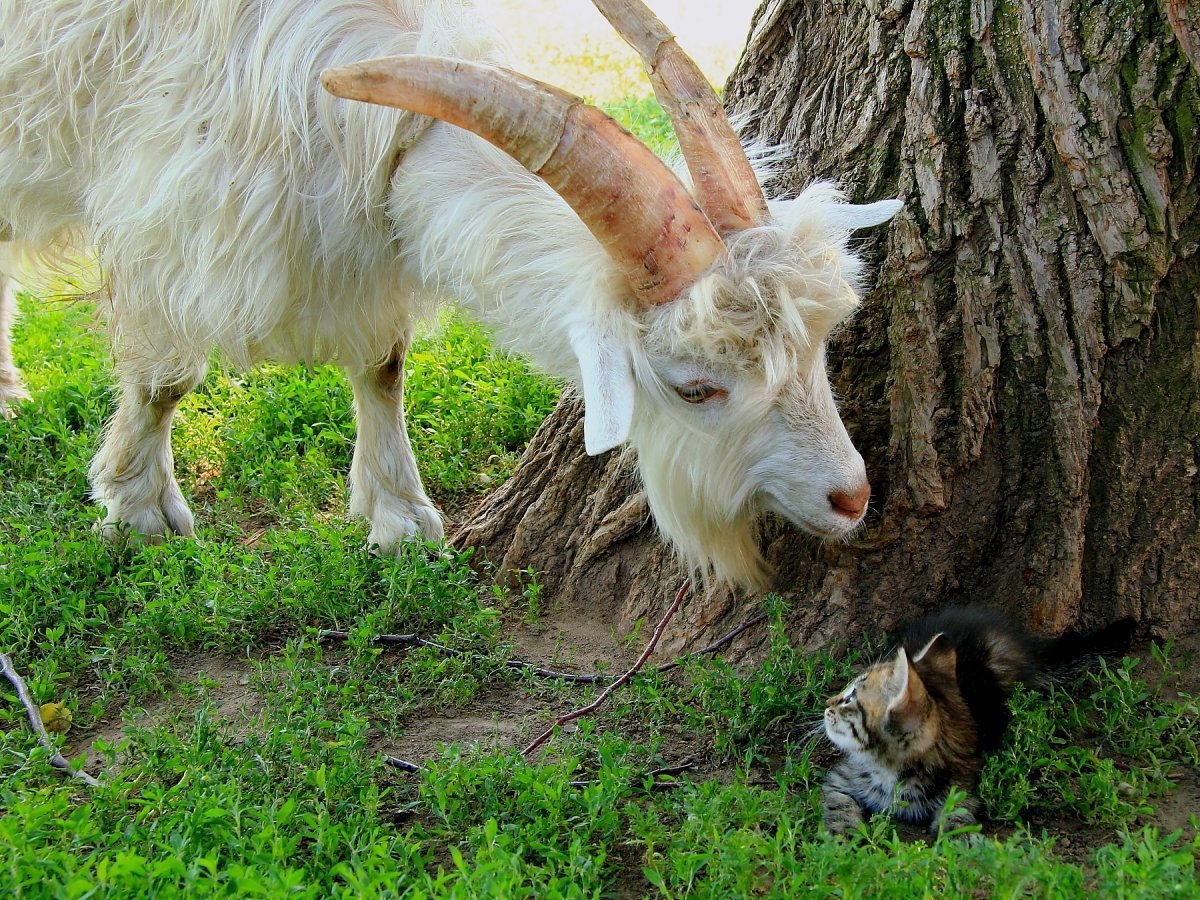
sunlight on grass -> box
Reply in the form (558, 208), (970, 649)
(489, 0), (758, 101)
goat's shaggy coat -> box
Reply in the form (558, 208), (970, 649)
(0, 0), (899, 586)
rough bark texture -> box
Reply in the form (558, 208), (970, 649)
(456, 0), (1200, 658)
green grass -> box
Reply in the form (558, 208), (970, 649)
(605, 96), (679, 159)
(3, 104), (1199, 896)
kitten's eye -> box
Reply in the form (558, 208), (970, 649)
(674, 381), (728, 404)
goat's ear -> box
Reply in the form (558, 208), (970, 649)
(571, 328), (635, 456)
(828, 198), (903, 232)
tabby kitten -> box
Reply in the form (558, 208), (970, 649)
(821, 605), (1131, 835)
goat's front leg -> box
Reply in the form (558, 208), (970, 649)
(0, 272), (31, 418)
(347, 337), (443, 553)
(89, 364), (205, 543)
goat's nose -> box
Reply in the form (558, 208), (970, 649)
(828, 481), (870, 519)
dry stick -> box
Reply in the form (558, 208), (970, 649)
(322, 604), (769, 686)
(567, 755), (699, 789)
(522, 577), (691, 759)
(654, 612), (769, 674)
(384, 754), (698, 788)
(645, 756), (699, 779)
(383, 755), (425, 773)
(318, 630), (607, 685)
(0, 652), (100, 787)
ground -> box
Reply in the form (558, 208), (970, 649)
(50, 584), (1200, 887)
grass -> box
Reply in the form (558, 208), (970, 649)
(3, 293), (1198, 895)
(3, 78), (1199, 900)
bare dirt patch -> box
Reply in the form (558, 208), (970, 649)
(69, 651), (264, 772)
(506, 613), (640, 676)
(1152, 766), (1200, 838)
(372, 681), (541, 763)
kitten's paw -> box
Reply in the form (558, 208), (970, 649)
(822, 811), (864, 837)
(821, 782), (866, 837)
(932, 825), (984, 846)
(932, 807), (981, 842)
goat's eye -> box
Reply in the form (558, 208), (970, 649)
(674, 382), (727, 404)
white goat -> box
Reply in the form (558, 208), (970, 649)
(0, 0), (898, 587)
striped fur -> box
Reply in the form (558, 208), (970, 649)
(822, 605), (1133, 834)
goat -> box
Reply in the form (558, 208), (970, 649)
(0, 0), (899, 588)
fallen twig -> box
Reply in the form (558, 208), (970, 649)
(644, 756), (699, 779)
(321, 598), (768, 689)
(567, 755), (700, 791)
(0, 652), (100, 787)
(654, 613), (769, 674)
(318, 630), (607, 685)
(522, 578), (690, 759)
(383, 755), (425, 773)
(385, 749), (698, 792)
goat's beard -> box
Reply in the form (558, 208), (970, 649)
(646, 480), (769, 589)
(632, 430), (772, 590)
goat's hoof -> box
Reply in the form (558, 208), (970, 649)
(0, 380), (31, 419)
(95, 497), (197, 547)
(365, 502), (445, 555)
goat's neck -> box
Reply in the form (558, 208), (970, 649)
(388, 125), (633, 379)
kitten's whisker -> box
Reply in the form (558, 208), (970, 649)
(786, 716), (826, 738)
(791, 721), (829, 753)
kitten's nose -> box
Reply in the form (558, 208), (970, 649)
(825, 695), (839, 709)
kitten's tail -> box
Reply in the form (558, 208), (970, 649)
(1037, 618), (1137, 672)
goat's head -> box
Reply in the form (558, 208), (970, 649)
(322, 0), (899, 588)
(621, 189), (898, 587)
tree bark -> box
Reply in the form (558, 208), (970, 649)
(456, 0), (1200, 657)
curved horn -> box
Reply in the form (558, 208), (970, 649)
(321, 56), (723, 306)
(590, 0), (769, 234)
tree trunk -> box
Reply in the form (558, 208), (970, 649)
(455, 0), (1200, 658)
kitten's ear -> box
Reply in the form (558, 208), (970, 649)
(888, 647), (912, 693)
(886, 648), (929, 724)
(913, 632), (957, 679)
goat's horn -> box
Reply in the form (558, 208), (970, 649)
(590, 0), (768, 235)
(321, 56), (723, 306)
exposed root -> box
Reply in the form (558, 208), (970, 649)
(522, 578), (690, 759)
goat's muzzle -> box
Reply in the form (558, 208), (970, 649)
(828, 481), (871, 520)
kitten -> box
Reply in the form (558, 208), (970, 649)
(821, 605), (1132, 835)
